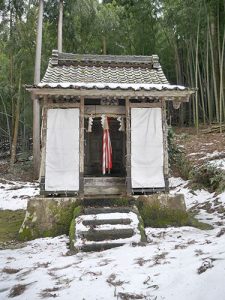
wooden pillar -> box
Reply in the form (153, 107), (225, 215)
(161, 99), (169, 192)
(39, 96), (48, 194)
(33, 94), (41, 178)
(125, 97), (132, 195)
(33, 0), (44, 178)
(58, 0), (63, 52)
(79, 97), (85, 197)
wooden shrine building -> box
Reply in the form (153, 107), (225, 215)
(27, 50), (194, 196)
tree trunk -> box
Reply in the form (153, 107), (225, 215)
(102, 36), (107, 55)
(33, 0), (44, 178)
(10, 66), (22, 168)
(58, 0), (63, 52)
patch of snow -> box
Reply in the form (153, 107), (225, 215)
(169, 176), (187, 188)
(199, 150), (225, 161)
(170, 177), (225, 227)
(38, 81), (187, 91)
(0, 180), (39, 210)
(208, 158), (225, 171)
(187, 152), (205, 157)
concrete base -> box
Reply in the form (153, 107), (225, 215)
(137, 193), (186, 211)
(19, 197), (78, 241)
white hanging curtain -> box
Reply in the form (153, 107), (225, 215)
(131, 108), (165, 188)
(45, 108), (80, 191)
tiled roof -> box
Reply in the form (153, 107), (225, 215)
(40, 50), (169, 87)
(41, 65), (169, 85)
(28, 50), (193, 93)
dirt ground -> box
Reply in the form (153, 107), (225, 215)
(0, 159), (35, 182)
(173, 126), (225, 168)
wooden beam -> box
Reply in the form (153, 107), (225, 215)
(79, 97), (85, 197)
(161, 99), (169, 192)
(27, 88), (195, 99)
(125, 97), (132, 195)
(84, 105), (125, 115)
(45, 103), (80, 109)
(129, 102), (162, 108)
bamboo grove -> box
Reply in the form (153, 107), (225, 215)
(0, 0), (225, 152)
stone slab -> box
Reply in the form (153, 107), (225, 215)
(19, 197), (78, 241)
(137, 193), (186, 211)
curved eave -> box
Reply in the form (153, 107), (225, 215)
(26, 87), (195, 101)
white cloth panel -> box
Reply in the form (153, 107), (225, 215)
(131, 108), (165, 188)
(45, 109), (79, 191)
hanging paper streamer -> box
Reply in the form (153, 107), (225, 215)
(87, 116), (93, 132)
(117, 116), (125, 131)
(101, 115), (112, 175)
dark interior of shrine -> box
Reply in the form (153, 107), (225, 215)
(84, 117), (126, 177)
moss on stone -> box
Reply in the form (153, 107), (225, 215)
(47, 200), (76, 235)
(18, 227), (34, 241)
(137, 202), (212, 230)
(69, 218), (76, 251)
(69, 206), (83, 251)
(137, 213), (147, 242)
(18, 198), (79, 241)
(138, 202), (186, 227)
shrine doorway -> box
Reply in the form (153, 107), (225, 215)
(84, 117), (126, 177)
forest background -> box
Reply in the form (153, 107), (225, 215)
(0, 0), (225, 154)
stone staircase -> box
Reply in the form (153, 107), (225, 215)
(73, 198), (146, 252)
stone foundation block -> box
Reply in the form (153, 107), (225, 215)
(137, 193), (186, 211)
(19, 197), (78, 241)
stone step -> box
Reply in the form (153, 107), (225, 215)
(84, 206), (137, 215)
(84, 177), (126, 195)
(77, 228), (134, 241)
(84, 185), (126, 196)
(84, 177), (125, 186)
(83, 197), (135, 207)
(82, 218), (131, 226)
(72, 205), (146, 252)
(78, 242), (125, 252)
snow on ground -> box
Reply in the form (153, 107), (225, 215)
(0, 179), (39, 210)
(198, 150), (225, 161)
(0, 177), (225, 299)
(169, 177), (225, 227)
(208, 158), (225, 171)
(0, 228), (225, 299)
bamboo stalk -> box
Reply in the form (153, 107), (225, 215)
(208, 16), (219, 122)
(0, 94), (11, 148)
(206, 28), (212, 123)
(197, 55), (206, 124)
(195, 17), (200, 133)
(219, 29), (225, 132)
(10, 65), (22, 167)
